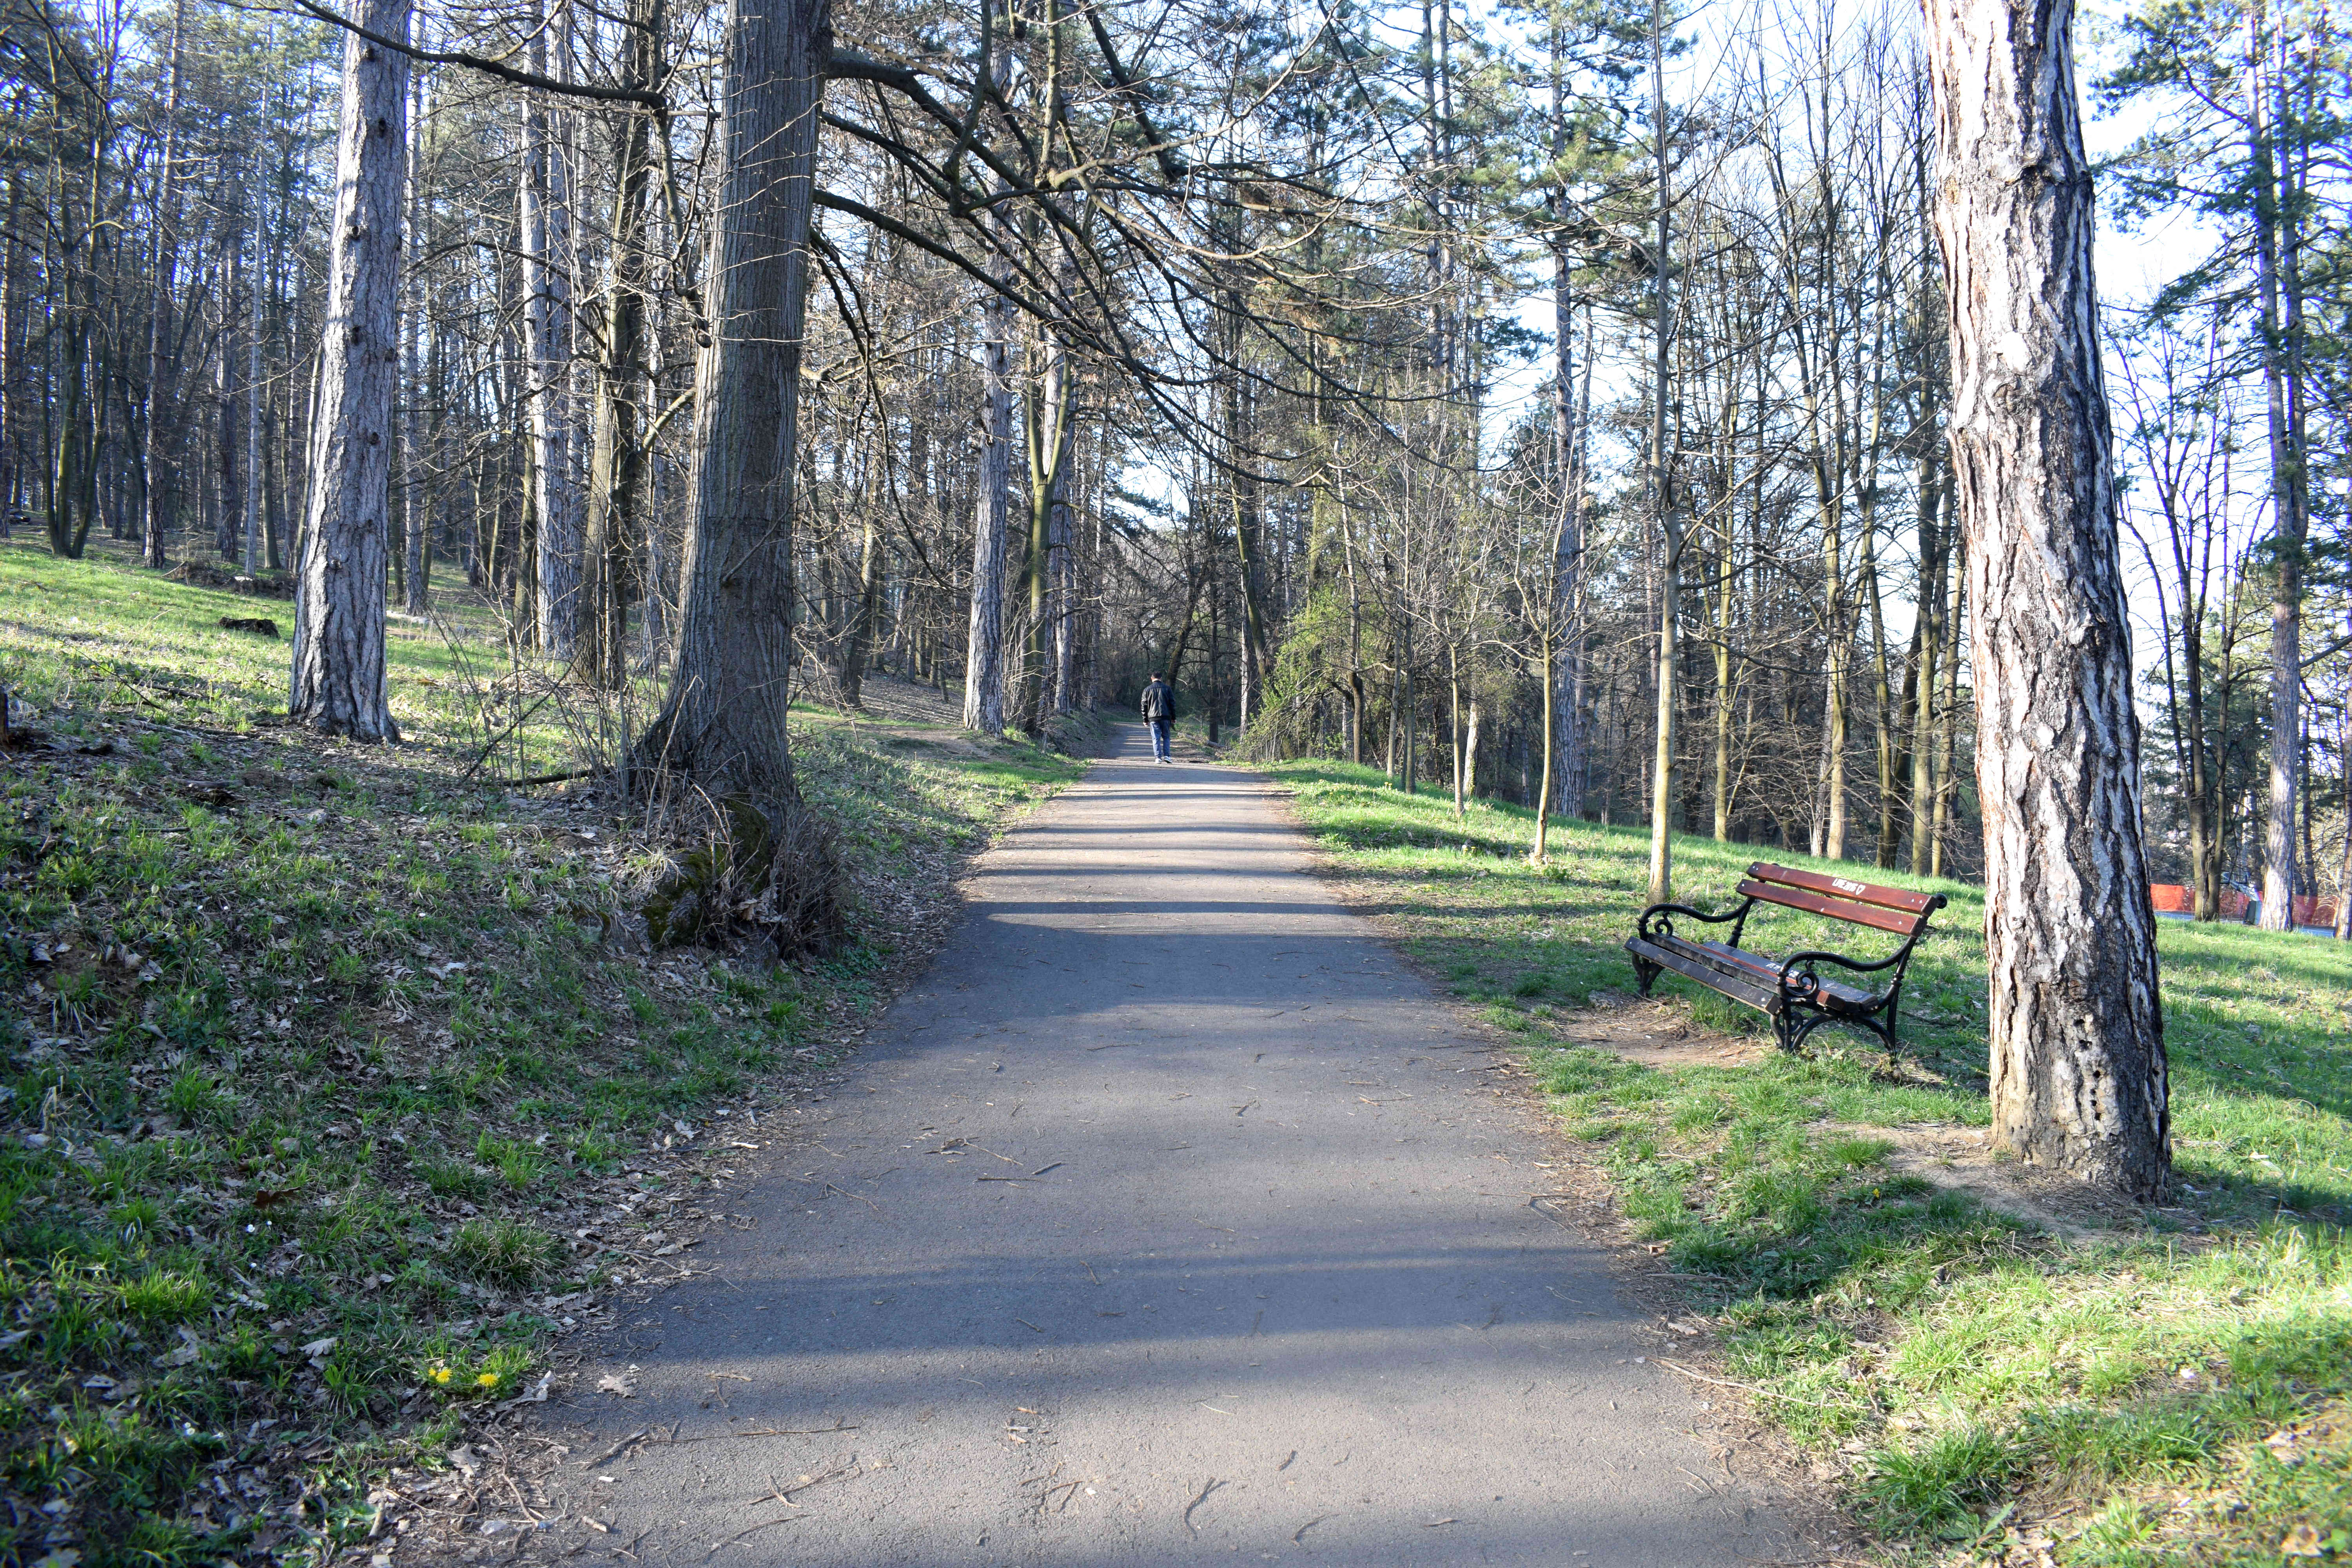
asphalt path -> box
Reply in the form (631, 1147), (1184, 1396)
(530, 726), (1804, 1566)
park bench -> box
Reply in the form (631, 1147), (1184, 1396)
(1624, 863), (1947, 1056)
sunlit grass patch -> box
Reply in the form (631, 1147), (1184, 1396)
(2, 545), (1083, 1563)
(1267, 757), (2352, 1564)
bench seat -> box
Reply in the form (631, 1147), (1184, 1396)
(1624, 863), (1947, 1055)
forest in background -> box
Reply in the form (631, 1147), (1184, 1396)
(1, 0), (2347, 922)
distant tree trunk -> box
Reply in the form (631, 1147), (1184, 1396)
(2249, 7), (2309, 932)
(241, 215), (264, 573)
(841, 486), (882, 708)
(522, 15), (580, 660)
(1926, 0), (2168, 1197)
(401, 42), (431, 612)
(1464, 697), (1480, 802)
(290, 0), (410, 741)
(140, 0), (189, 569)
(1051, 462), (1077, 713)
(2337, 656), (2351, 940)
(579, 0), (661, 684)
(1930, 537), (1964, 877)
(963, 267), (1012, 736)
(1643, 0), (1679, 904)
(634, 0), (829, 804)
(1020, 319), (1073, 735)
(1532, 196), (1588, 863)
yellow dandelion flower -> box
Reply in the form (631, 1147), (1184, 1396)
(428, 1365), (454, 1385)
(476, 1372), (501, 1388)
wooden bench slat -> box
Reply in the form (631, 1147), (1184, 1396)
(1737, 879), (1926, 938)
(1626, 935), (1781, 1014)
(1748, 861), (1942, 916)
(1667, 936), (1878, 1009)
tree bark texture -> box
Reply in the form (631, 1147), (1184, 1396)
(2248, 11), (2309, 932)
(522, 19), (581, 659)
(1926, 0), (2168, 1197)
(962, 276), (1013, 735)
(1644, 0), (1679, 906)
(401, 44), (431, 612)
(638, 0), (829, 804)
(579, 0), (661, 683)
(140, 0), (189, 569)
(290, 0), (409, 742)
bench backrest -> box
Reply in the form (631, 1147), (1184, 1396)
(1739, 862), (1947, 939)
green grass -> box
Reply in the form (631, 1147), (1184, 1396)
(0, 543), (1082, 1566)
(1267, 758), (2352, 1567)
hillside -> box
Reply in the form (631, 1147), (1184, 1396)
(0, 541), (1082, 1566)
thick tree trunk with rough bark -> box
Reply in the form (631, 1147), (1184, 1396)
(290, 0), (409, 741)
(636, 0), (829, 805)
(964, 272), (1013, 736)
(1926, 0), (2168, 1198)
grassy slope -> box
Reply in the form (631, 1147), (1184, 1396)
(0, 543), (1082, 1566)
(1267, 759), (2351, 1568)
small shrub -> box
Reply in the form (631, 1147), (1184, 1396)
(475, 1135), (545, 1190)
(117, 1269), (212, 1324)
(412, 1158), (489, 1199)
(448, 1220), (557, 1288)
(162, 1068), (222, 1123)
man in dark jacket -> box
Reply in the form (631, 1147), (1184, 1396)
(1141, 673), (1176, 763)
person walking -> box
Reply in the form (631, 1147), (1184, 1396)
(1141, 671), (1176, 764)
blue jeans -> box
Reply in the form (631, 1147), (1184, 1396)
(1149, 719), (1172, 760)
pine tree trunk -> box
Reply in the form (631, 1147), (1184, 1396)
(522, 16), (580, 659)
(2248, 5), (2308, 932)
(962, 274), (1012, 735)
(290, 0), (409, 741)
(241, 214), (264, 573)
(635, 0), (829, 804)
(401, 41), (430, 613)
(141, 0), (188, 569)
(1926, 0), (2168, 1197)
(579, 0), (659, 685)
(1643, 0), (1679, 905)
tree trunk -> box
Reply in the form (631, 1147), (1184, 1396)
(1926, 0), (2168, 1197)
(1644, 0), (1678, 904)
(140, 0), (189, 569)
(2249, 3), (2308, 932)
(1908, 445), (1947, 872)
(963, 266), (1013, 735)
(1020, 319), (1073, 735)
(241, 215), (265, 573)
(290, 0), (409, 741)
(401, 40), (431, 612)
(523, 15), (581, 660)
(579, 0), (660, 683)
(635, 0), (829, 804)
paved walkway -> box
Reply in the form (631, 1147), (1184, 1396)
(534, 728), (1803, 1565)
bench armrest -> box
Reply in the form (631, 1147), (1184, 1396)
(1776, 944), (1915, 1004)
(1636, 898), (1754, 946)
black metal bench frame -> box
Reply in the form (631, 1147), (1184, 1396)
(1624, 862), (1947, 1056)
